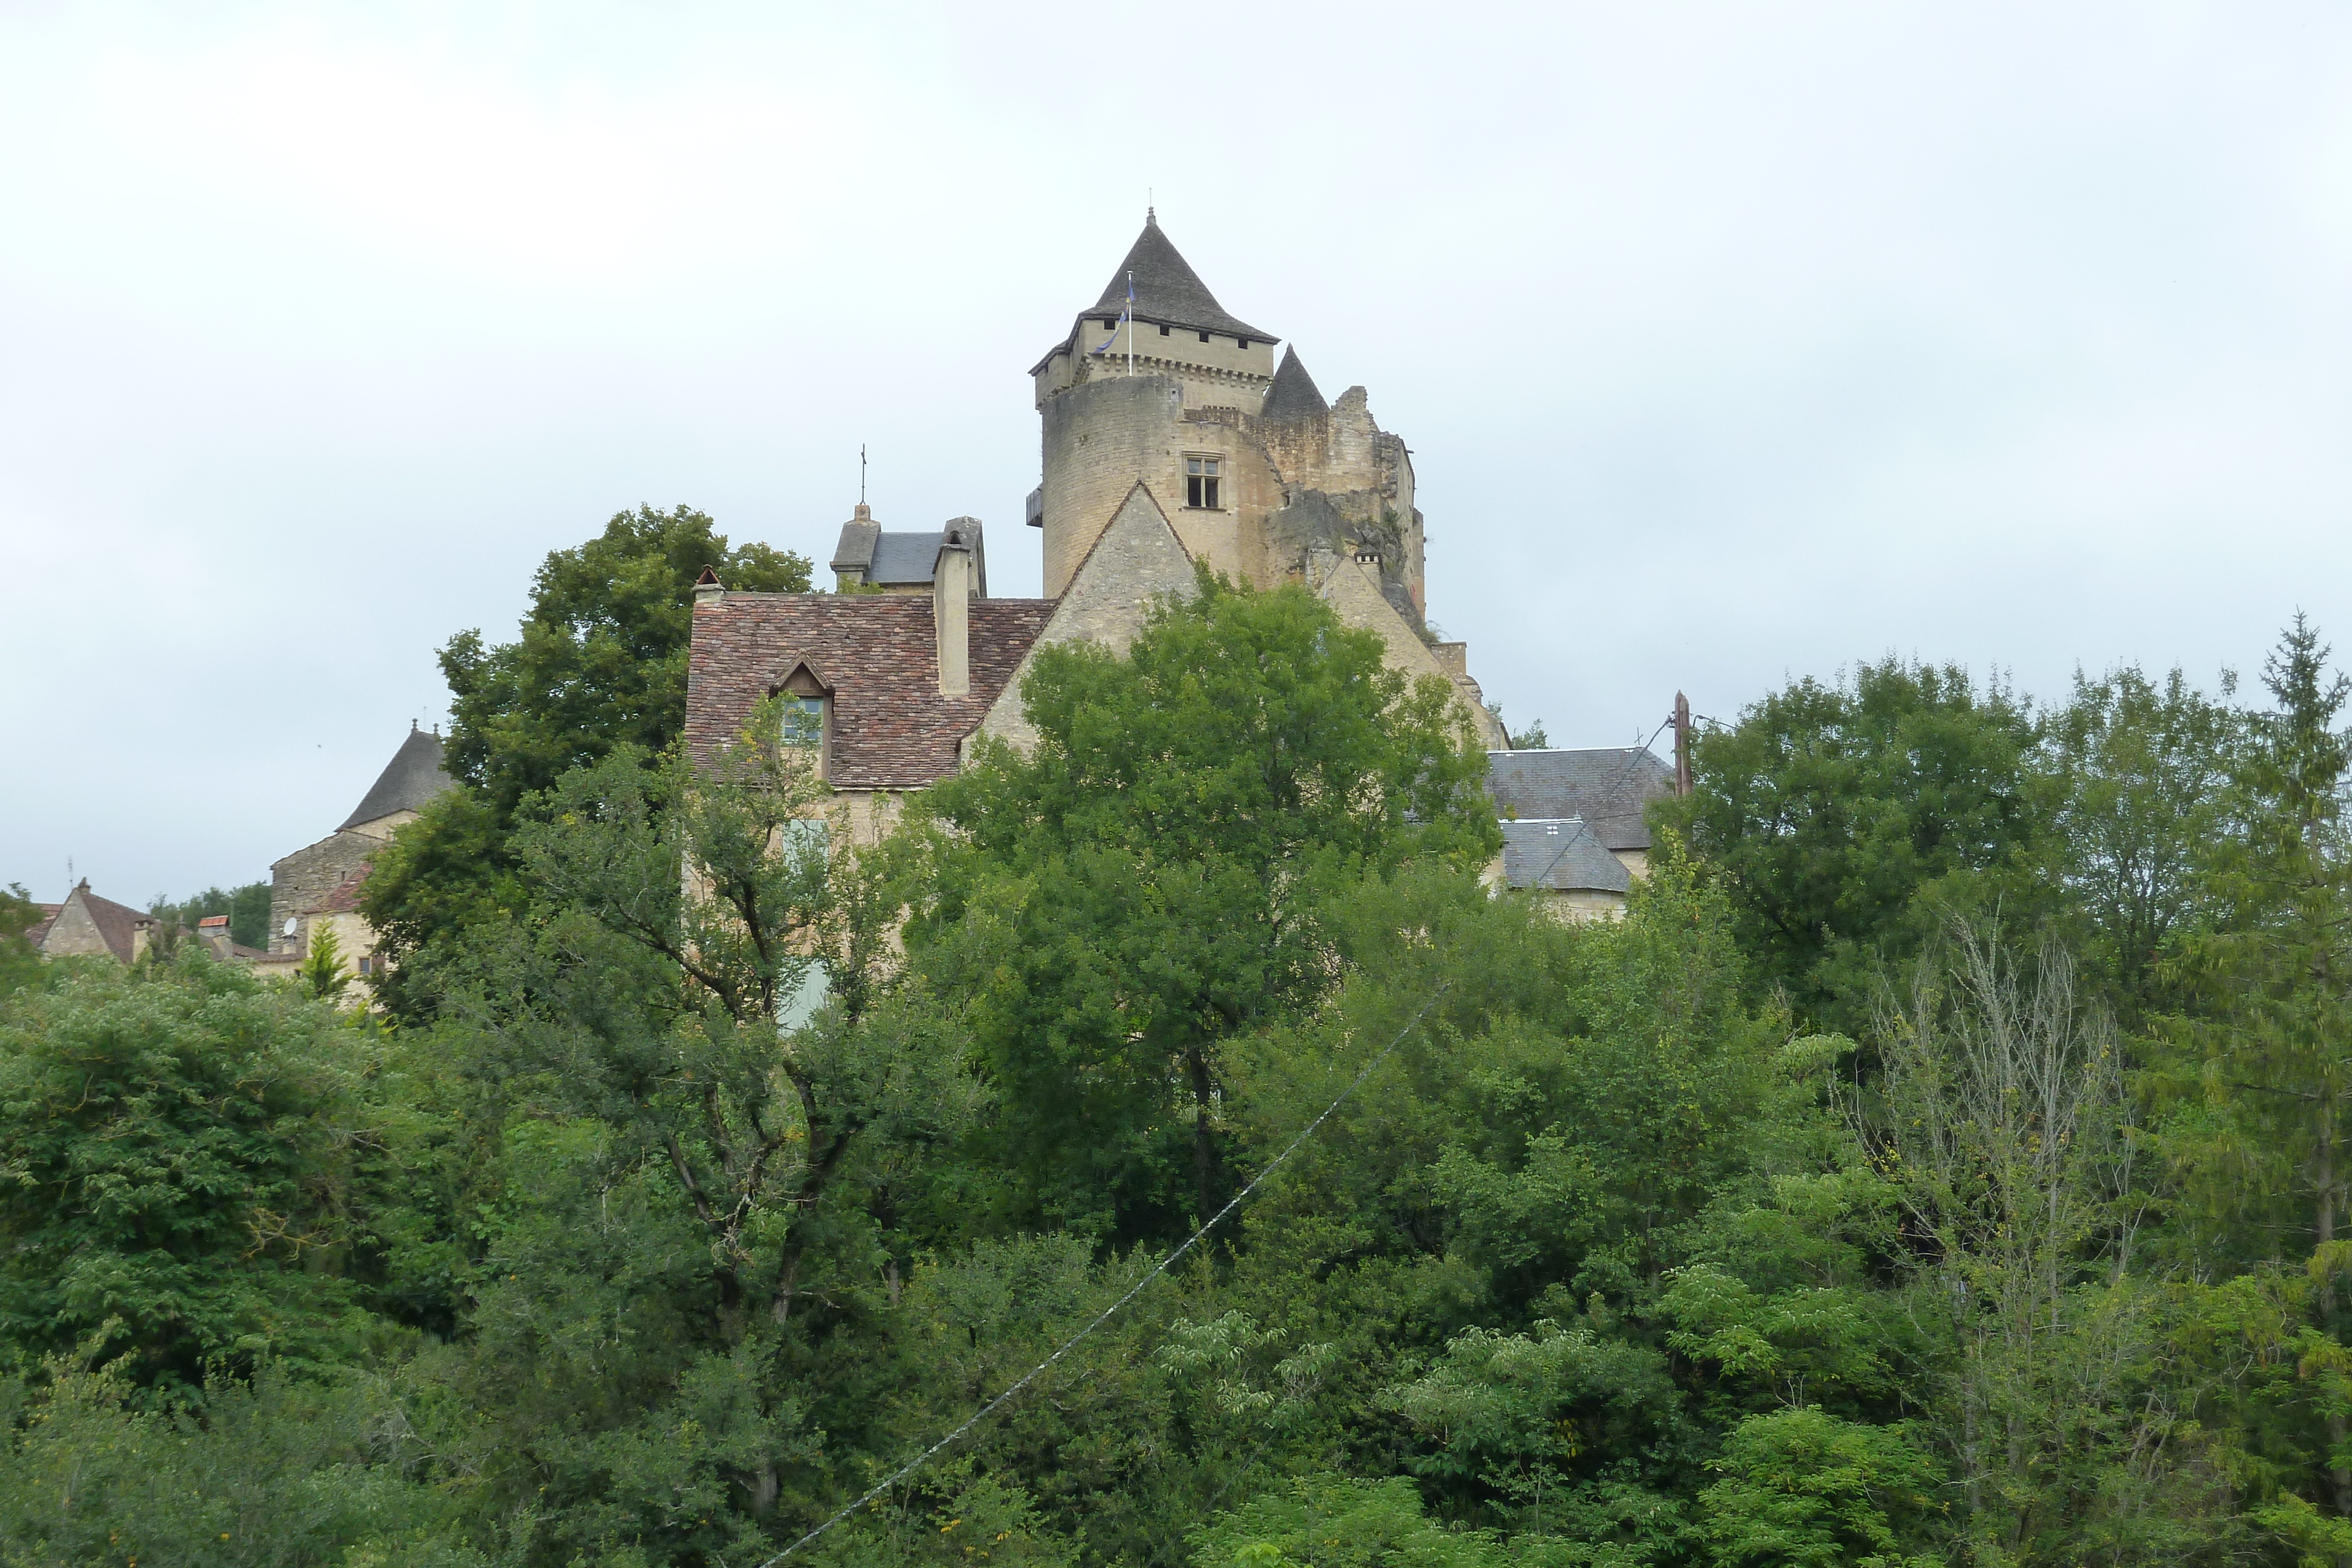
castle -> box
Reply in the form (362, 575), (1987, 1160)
(686, 212), (1515, 851)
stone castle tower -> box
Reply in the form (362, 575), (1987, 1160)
(1028, 211), (1428, 630)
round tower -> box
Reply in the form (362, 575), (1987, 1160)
(1027, 212), (1279, 597)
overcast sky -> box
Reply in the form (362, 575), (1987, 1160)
(5, 2), (2350, 902)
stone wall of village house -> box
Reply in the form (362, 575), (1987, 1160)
(265, 810), (415, 954)
(38, 897), (146, 962)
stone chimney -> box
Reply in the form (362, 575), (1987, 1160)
(934, 527), (973, 697)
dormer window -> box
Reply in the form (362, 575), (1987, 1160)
(779, 696), (824, 748)
(1185, 456), (1221, 510)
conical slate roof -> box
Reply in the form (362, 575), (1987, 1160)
(1088, 213), (1272, 342)
(1259, 345), (1329, 421)
(339, 724), (455, 831)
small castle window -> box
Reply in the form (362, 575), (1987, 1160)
(1101, 317), (1118, 330)
(1185, 456), (1221, 510)
(779, 696), (825, 748)
(1159, 323), (1171, 335)
(1238, 338), (1250, 350)
(1198, 331), (1211, 343)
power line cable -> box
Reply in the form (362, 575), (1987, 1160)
(1516, 716), (1673, 894)
(755, 979), (1455, 1566)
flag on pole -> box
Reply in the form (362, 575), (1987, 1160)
(1091, 275), (1137, 356)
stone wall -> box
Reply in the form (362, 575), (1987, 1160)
(972, 484), (1200, 757)
(268, 832), (375, 954)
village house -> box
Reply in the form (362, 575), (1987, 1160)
(259, 721), (454, 984)
(31, 881), (157, 964)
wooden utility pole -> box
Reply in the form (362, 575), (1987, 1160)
(1673, 691), (1693, 797)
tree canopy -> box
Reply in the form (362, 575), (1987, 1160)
(12, 510), (2352, 1566)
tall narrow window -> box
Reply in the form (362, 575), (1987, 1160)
(779, 696), (824, 748)
(1185, 456), (1221, 510)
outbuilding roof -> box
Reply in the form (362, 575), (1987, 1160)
(1486, 747), (1675, 852)
(340, 725), (455, 831)
(1498, 818), (1632, 894)
(686, 592), (1054, 790)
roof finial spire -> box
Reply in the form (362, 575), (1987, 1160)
(1146, 189), (1155, 225)
(860, 442), (867, 507)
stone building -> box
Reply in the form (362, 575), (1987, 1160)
(1484, 747), (1678, 920)
(687, 213), (1507, 822)
(34, 881), (156, 963)
(1026, 213), (1503, 749)
(264, 723), (454, 980)
(831, 506), (988, 596)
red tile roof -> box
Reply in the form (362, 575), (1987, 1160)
(307, 866), (371, 915)
(197, 914), (230, 928)
(686, 593), (1054, 789)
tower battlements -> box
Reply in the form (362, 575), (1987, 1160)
(1028, 213), (1426, 622)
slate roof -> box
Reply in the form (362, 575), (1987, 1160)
(1499, 818), (1632, 894)
(686, 592), (1055, 790)
(1260, 345), (1329, 422)
(1088, 213), (1272, 342)
(1486, 747), (1675, 852)
(340, 726), (455, 831)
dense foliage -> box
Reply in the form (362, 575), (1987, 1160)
(360, 505), (813, 1019)
(14, 513), (2352, 1564)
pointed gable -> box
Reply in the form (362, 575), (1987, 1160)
(969, 483), (1200, 757)
(1088, 213), (1271, 342)
(1260, 345), (1329, 422)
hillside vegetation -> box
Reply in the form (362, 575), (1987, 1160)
(4, 519), (2350, 1567)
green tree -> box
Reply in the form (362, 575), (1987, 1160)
(1694, 1406), (1943, 1568)
(911, 572), (1499, 1243)
(0, 884), (46, 995)
(2044, 664), (2236, 1025)
(151, 881), (273, 951)
(416, 705), (974, 1556)
(299, 922), (349, 1001)
(362, 504), (811, 1019)
(2161, 615), (2352, 1517)
(1656, 659), (2044, 1031)
(0, 959), (393, 1394)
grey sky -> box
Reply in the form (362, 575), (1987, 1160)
(5, 2), (2349, 902)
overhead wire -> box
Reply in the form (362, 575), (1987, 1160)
(1515, 715), (1674, 893)
(755, 979), (1456, 1566)
(760, 708), (1693, 1562)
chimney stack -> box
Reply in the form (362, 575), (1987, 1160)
(934, 529), (973, 697)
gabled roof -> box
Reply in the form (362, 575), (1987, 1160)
(1260, 345), (1329, 422)
(340, 725), (455, 831)
(686, 593), (1055, 790)
(42, 881), (155, 964)
(18, 903), (62, 948)
(1486, 747), (1675, 852)
(1499, 818), (1632, 894)
(1084, 213), (1271, 342)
